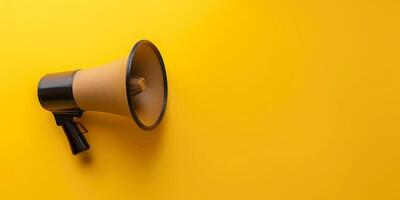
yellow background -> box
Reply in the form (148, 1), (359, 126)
(0, 0), (399, 199)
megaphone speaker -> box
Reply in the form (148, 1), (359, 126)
(37, 40), (168, 155)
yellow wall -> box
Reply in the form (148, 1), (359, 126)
(0, 0), (399, 199)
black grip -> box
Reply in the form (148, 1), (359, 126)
(61, 121), (90, 155)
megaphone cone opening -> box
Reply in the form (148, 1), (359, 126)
(126, 40), (168, 131)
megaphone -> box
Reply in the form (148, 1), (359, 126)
(37, 40), (167, 155)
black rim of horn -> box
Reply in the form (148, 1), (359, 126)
(125, 40), (168, 130)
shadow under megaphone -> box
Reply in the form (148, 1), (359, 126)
(75, 111), (167, 166)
